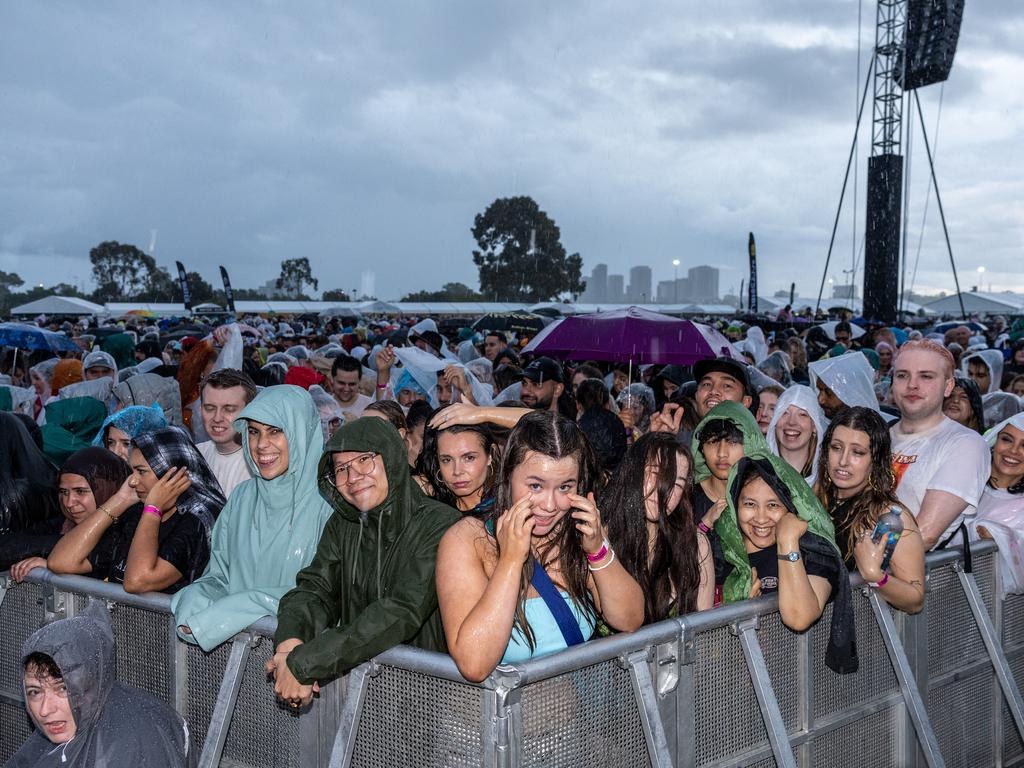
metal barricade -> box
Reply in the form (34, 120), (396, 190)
(0, 540), (1021, 768)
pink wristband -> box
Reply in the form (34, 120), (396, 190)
(586, 540), (610, 563)
(869, 572), (889, 588)
(143, 505), (162, 519)
(697, 521), (711, 535)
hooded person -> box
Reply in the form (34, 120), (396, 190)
(81, 350), (118, 383)
(8, 599), (195, 768)
(98, 332), (137, 371)
(710, 430), (857, 674)
(649, 364), (691, 410)
(962, 349), (1005, 396)
(269, 417), (461, 705)
(112, 373), (184, 426)
(765, 384), (828, 486)
(756, 350), (794, 388)
(944, 375), (986, 434)
(92, 404), (168, 460)
(982, 391), (1021, 429)
(809, 351), (892, 421)
(28, 358), (60, 423)
(170, 385), (334, 651)
(40, 398), (110, 467)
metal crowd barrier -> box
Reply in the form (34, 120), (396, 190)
(1, 540), (1022, 767)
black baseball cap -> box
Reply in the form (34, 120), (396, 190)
(692, 356), (755, 397)
(521, 356), (564, 384)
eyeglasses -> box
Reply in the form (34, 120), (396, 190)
(327, 452), (379, 485)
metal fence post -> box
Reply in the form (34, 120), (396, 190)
(868, 590), (945, 768)
(674, 623), (697, 768)
(953, 563), (1024, 744)
(621, 648), (674, 768)
(197, 632), (258, 768)
(301, 677), (342, 768)
(327, 660), (378, 768)
(732, 617), (797, 768)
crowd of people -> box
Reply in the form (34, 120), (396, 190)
(3, 309), (1024, 762)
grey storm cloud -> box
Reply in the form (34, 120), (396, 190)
(1, 0), (1021, 300)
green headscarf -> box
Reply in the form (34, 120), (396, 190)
(690, 400), (837, 603)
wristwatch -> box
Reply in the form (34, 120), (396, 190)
(777, 551), (801, 563)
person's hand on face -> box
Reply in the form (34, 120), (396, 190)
(775, 513), (808, 551)
(112, 475), (141, 511)
(496, 496), (536, 566)
(569, 492), (606, 555)
(649, 403), (685, 434)
(143, 467), (192, 514)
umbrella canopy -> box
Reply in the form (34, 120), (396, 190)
(521, 306), (741, 365)
(319, 306), (361, 323)
(0, 322), (79, 352)
(473, 312), (551, 335)
(125, 309), (158, 318)
(931, 320), (988, 335)
(818, 320), (867, 341)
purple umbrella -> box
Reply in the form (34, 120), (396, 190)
(521, 306), (741, 365)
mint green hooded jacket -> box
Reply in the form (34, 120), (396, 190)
(275, 417), (460, 685)
(170, 385), (334, 651)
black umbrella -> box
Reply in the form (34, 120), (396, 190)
(472, 312), (550, 334)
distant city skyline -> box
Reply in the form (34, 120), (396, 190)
(581, 261), (721, 304)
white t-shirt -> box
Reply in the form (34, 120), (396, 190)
(334, 392), (373, 420)
(890, 416), (990, 548)
(197, 441), (253, 499)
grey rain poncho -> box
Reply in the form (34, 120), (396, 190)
(8, 600), (195, 767)
(111, 373), (184, 426)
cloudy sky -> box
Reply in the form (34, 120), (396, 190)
(1, 1), (1021, 302)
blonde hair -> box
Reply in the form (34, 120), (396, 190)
(893, 339), (954, 378)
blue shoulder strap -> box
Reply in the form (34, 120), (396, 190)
(529, 558), (586, 647)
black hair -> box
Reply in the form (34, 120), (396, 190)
(601, 433), (702, 622)
(575, 378), (610, 412)
(696, 418), (744, 447)
(23, 652), (62, 680)
(331, 355), (363, 376)
(405, 400), (434, 431)
(493, 363), (523, 393)
(364, 399), (407, 432)
(485, 330), (507, 344)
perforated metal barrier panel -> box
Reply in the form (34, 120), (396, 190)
(0, 543), (1019, 768)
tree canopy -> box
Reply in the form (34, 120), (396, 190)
(276, 257), (318, 299)
(472, 196), (584, 303)
(402, 282), (482, 302)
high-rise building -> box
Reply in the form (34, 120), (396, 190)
(607, 274), (625, 303)
(656, 278), (690, 303)
(627, 266), (652, 303)
(688, 266), (720, 302)
(581, 263), (608, 303)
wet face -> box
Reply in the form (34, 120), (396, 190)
(484, 335), (502, 361)
(332, 450), (388, 512)
(701, 436), (745, 482)
(815, 378), (845, 419)
(58, 473), (97, 525)
(737, 475), (790, 553)
(84, 366), (114, 381)
(967, 359), (991, 393)
(826, 425), (872, 498)
(991, 424), (1024, 490)
(696, 372), (751, 418)
(520, 378), (561, 410)
(397, 388), (424, 407)
(104, 426), (133, 461)
(643, 452), (689, 524)
(509, 451), (579, 539)
(201, 385), (248, 447)
(128, 448), (158, 502)
(24, 670), (76, 744)
(331, 370), (360, 405)
(942, 386), (973, 426)
(775, 406), (814, 453)
(891, 349), (954, 421)
(437, 431), (490, 508)
(435, 377), (455, 406)
(246, 420), (290, 480)
(755, 391), (779, 435)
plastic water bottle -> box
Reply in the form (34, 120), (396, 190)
(871, 508), (904, 572)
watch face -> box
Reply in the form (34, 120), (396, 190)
(781, 551), (799, 562)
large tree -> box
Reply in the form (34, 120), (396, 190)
(322, 288), (352, 302)
(402, 282), (482, 302)
(472, 196), (585, 303)
(276, 257), (318, 299)
(89, 241), (157, 301)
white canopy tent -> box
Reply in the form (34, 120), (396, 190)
(9, 296), (105, 317)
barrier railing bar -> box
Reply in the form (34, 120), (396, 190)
(796, 623), (812, 767)
(928, 658), (1002, 690)
(868, 590), (946, 768)
(197, 632), (257, 768)
(992, 556), (1007, 767)
(732, 617), (798, 768)
(302, 677), (342, 768)
(327, 660), (376, 768)
(954, 565), (1024, 744)
(622, 650), (674, 768)
(484, 680), (521, 768)
(170, 613), (189, 717)
(674, 659), (696, 768)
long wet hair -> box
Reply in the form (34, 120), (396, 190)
(815, 406), (903, 559)
(490, 410), (599, 650)
(601, 433), (702, 622)
(419, 423), (501, 513)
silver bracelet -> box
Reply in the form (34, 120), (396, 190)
(588, 550), (616, 572)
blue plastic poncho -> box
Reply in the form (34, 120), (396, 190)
(170, 385), (334, 651)
(92, 404), (167, 447)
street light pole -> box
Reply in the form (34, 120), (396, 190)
(672, 259), (680, 303)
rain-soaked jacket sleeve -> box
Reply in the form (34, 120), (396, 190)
(278, 514), (452, 684)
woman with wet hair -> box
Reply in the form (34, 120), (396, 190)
(816, 407), (924, 613)
(436, 411), (644, 682)
(419, 419), (501, 517)
(943, 375), (986, 434)
(602, 433), (714, 620)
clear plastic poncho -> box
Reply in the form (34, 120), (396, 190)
(764, 384), (827, 485)
(809, 352), (889, 419)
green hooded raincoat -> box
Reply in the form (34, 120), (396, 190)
(690, 400), (838, 604)
(170, 385), (334, 651)
(275, 417), (460, 685)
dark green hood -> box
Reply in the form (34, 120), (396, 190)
(41, 397), (109, 466)
(690, 400), (769, 485)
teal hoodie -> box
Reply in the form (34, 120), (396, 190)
(170, 385), (333, 651)
(275, 417), (460, 684)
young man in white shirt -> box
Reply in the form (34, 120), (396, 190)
(331, 355), (373, 420)
(197, 369), (256, 498)
(889, 339), (990, 550)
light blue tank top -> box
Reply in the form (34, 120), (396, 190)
(500, 591), (596, 664)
